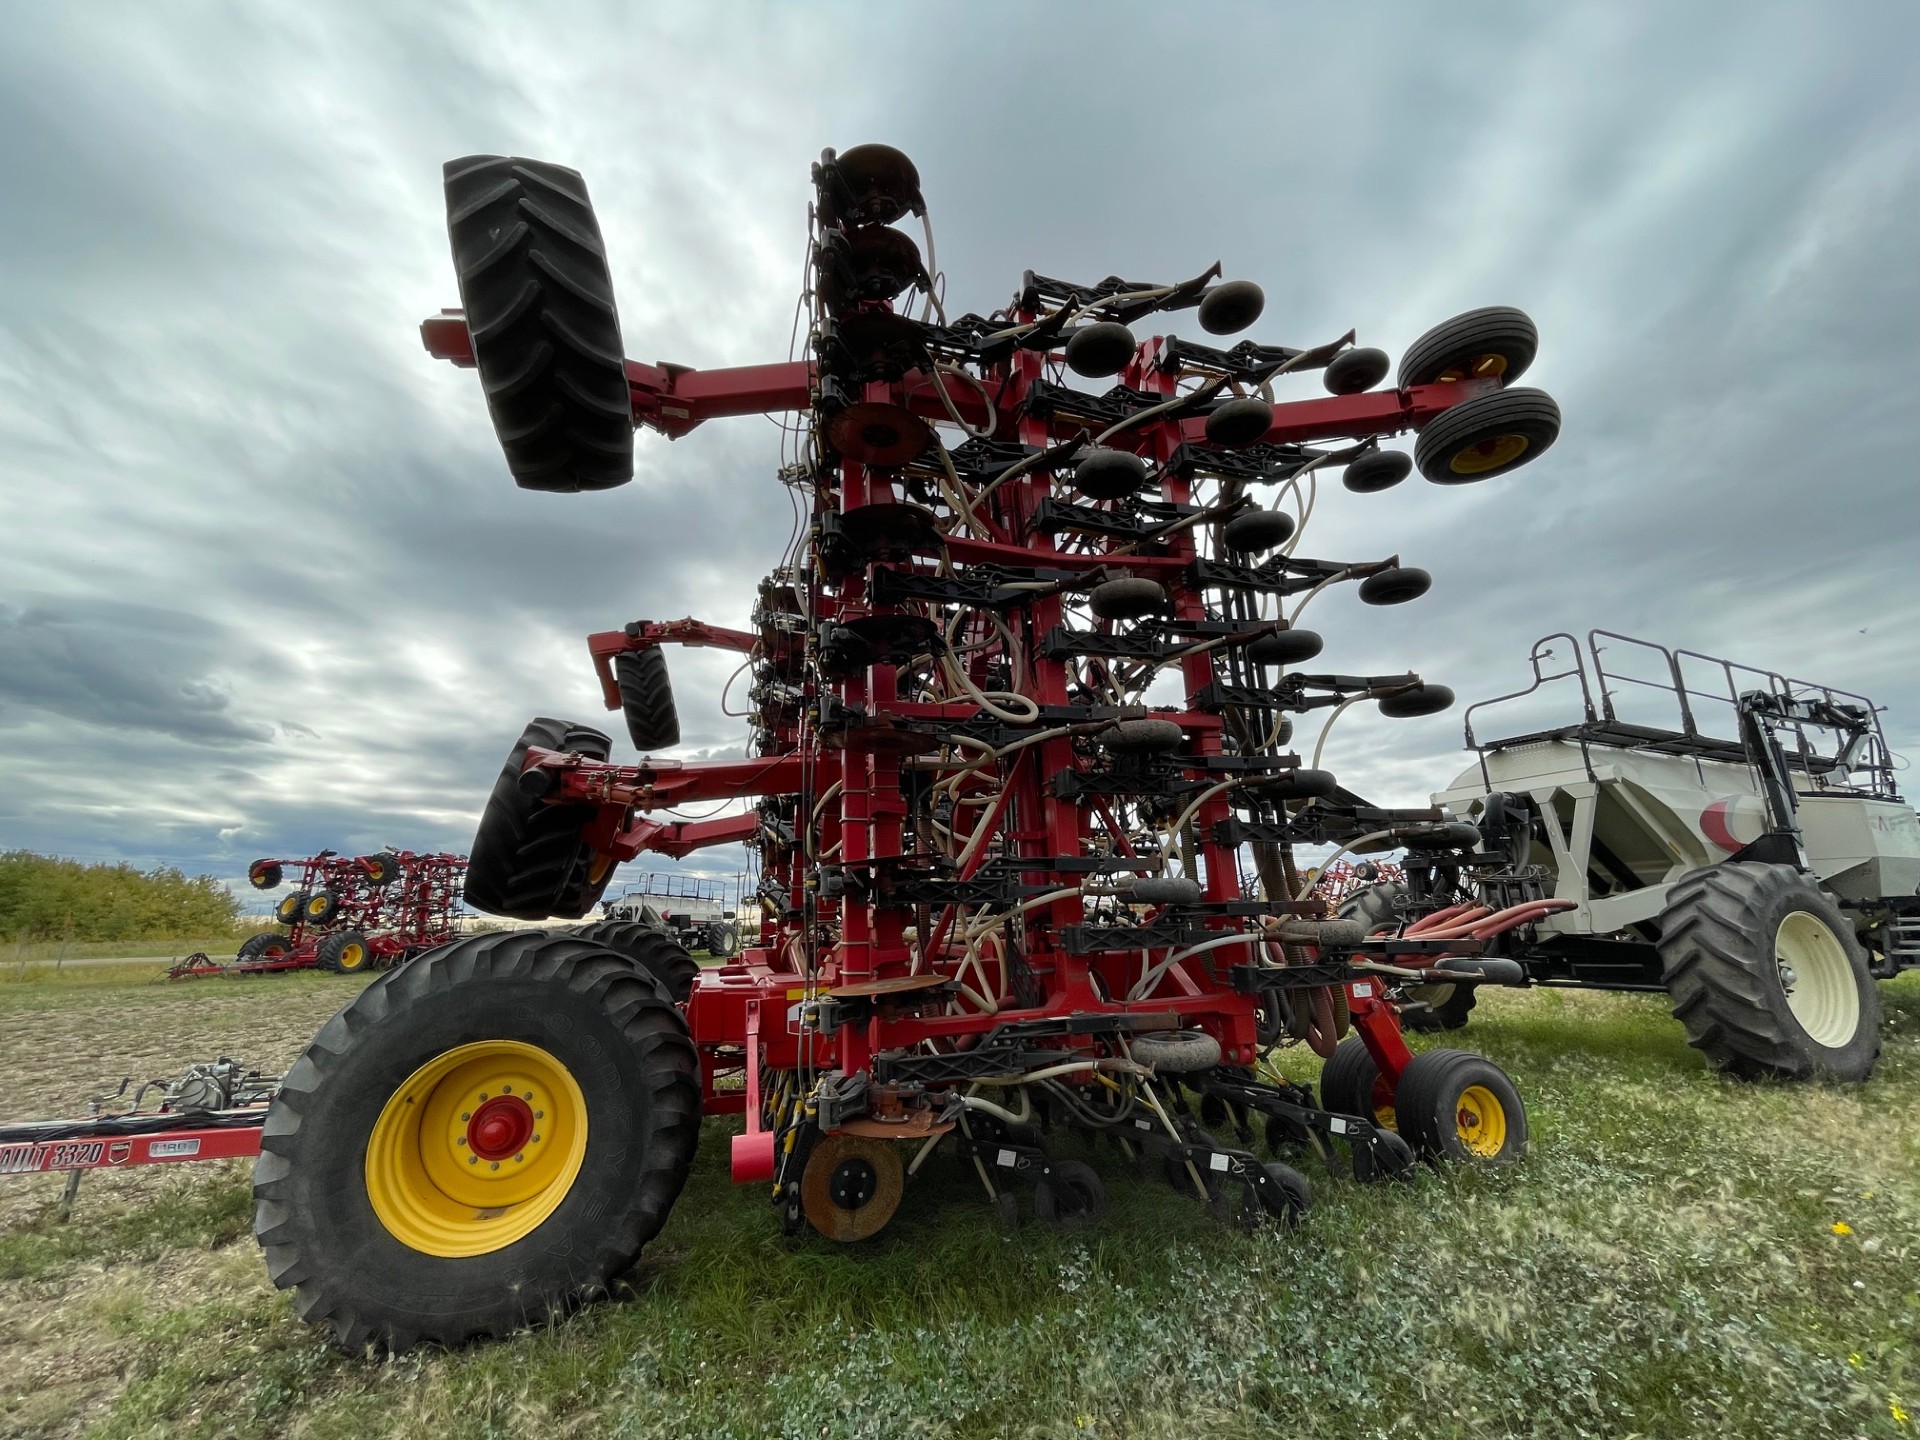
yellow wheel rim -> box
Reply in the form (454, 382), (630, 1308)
(364, 1040), (588, 1258)
(1454, 1083), (1508, 1159)
(1436, 353), (1509, 383)
(1449, 432), (1529, 475)
(336, 942), (368, 971)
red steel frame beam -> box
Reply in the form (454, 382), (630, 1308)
(0, 1119), (265, 1175)
(421, 312), (1492, 450)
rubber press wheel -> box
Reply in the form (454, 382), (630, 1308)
(443, 155), (633, 493)
(465, 717), (617, 920)
(1656, 861), (1881, 1081)
(252, 930), (700, 1352)
(1396, 1049), (1528, 1165)
(615, 648), (681, 752)
(1033, 1160), (1108, 1230)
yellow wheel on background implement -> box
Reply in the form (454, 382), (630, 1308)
(365, 1040), (588, 1258)
(1396, 1048), (1528, 1165)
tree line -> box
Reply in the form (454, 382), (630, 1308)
(0, 851), (243, 943)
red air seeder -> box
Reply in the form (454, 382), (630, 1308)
(432, 144), (1564, 1238)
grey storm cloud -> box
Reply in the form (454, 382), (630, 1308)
(2, 1), (1917, 893)
(0, 597), (278, 744)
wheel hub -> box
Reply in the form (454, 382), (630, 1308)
(827, 1158), (878, 1211)
(466, 1094), (535, 1161)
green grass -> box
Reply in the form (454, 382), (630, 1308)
(2, 971), (1916, 1439)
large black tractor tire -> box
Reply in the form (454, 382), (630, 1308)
(1337, 882), (1406, 936)
(253, 931), (701, 1352)
(444, 156), (632, 493)
(237, 931), (293, 963)
(702, 921), (741, 960)
(1657, 862), (1881, 1082)
(316, 930), (373, 975)
(615, 648), (681, 752)
(465, 718), (617, 921)
(571, 919), (699, 1004)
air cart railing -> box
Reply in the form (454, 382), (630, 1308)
(1462, 630), (1899, 800)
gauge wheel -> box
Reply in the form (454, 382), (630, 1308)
(1395, 1048), (1528, 1165)
(1414, 387), (1560, 484)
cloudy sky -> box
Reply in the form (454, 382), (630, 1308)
(3, 2), (1917, 905)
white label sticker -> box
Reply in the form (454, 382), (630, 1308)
(1208, 1152), (1230, 1172)
(995, 1148), (1016, 1168)
(149, 1138), (201, 1158)
(1327, 1117), (1348, 1135)
(1135, 1119), (1154, 1131)
(1352, 982), (1373, 998)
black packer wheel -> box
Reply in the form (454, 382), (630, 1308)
(252, 931), (701, 1352)
(1032, 1159), (1108, 1230)
(1318, 1035), (1393, 1128)
(1237, 1162), (1311, 1229)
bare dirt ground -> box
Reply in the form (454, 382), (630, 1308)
(0, 969), (362, 1437)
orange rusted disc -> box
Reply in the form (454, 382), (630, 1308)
(800, 1133), (904, 1243)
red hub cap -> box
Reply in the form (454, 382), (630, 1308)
(465, 1094), (535, 1161)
